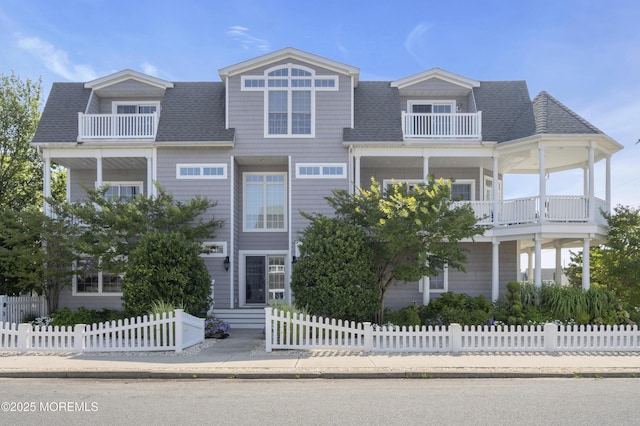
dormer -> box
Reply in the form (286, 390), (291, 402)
(219, 47), (359, 138)
(392, 68), (482, 140)
(78, 70), (174, 141)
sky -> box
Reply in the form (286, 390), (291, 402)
(2, 0), (640, 266)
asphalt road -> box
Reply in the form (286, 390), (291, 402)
(1, 378), (638, 425)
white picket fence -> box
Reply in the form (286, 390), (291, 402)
(0, 295), (47, 324)
(264, 308), (640, 353)
(0, 309), (204, 353)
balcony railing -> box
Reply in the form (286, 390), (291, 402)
(78, 112), (158, 140)
(402, 112), (482, 139)
(454, 196), (608, 226)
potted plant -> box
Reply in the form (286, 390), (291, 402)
(204, 317), (230, 339)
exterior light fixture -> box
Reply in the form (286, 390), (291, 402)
(223, 256), (230, 271)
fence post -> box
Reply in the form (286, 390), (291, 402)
(544, 322), (557, 353)
(174, 309), (184, 353)
(0, 295), (6, 323)
(18, 323), (30, 353)
(264, 307), (272, 352)
(363, 322), (372, 352)
(449, 323), (462, 353)
(73, 324), (86, 353)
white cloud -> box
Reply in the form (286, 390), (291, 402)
(140, 61), (159, 77)
(225, 26), (270, 51)
(404, 22), (431, 66)
(16, 35), (98, 81)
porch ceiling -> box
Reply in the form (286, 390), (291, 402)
(361, 156), (494, 170)
(501, 145), (602, 174)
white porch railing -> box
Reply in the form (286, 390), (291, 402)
(265, 308), (640, 353)
(458, 196), (608, 226)
(402, 112), (482, 139)
(0, 295), (47, 324)
(0, 309), (204, 353)
(78, 112), (158, 140)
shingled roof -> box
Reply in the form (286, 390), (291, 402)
(155, 82), (234, 142)
(32, 83), (91, 143)
(343, 81), (404, 142)
(532, 91), (602, 134)
(473, 81), (534, 142)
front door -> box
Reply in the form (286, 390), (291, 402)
(244, 255), (286, 305)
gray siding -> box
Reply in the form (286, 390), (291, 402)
(97, 95), (163, 114)
(57, 287), (123, 311)
(156, 147), (233, 308)
(384, 241), (518, 309)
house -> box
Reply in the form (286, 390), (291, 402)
(32, 47), (623, 328)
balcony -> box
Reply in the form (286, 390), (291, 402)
(455, 196), (608, 227)
(78, 112), (158, 141)
(402, 112), (482, 139)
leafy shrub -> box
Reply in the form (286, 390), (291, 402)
(290, 216), (379, 322)
(123, 231), (212, 317)
(49, 307), (126, 327)
(417, 292), (493, 326)
(384, 304), (421, 327)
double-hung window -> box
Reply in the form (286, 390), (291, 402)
(243, 173), (287, 232)
(73, 257), (123, 295)
(242, 65), (338, 137)
(100, 181), (143, 199)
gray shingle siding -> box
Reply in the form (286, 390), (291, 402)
(32, 83), (91, 143)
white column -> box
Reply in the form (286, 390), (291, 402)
(96, 154), (103, 188)
(527, 248), (534, 283)
(354, 154), (361, 192)
(421, 277), (430, 306)
(43, 154), (51, 216)
(605, 155), (611, 208)
(582, 238), (591, 290)
(493, 154), (499, 226)
(588, 144), (595, 221)
(287, 155), (293, 306)
(555, 242), (562, 284)
(423, 155), (429, 181)
(146, 156), (152, 197)
(538, 145), (546, 223)
(534, 235), (542, 288)
(492, 240), (500, 301)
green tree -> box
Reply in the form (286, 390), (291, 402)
(291, 215), (379, 322)
(123, 231), (212, 316)
(567, 205), (640, 306)
(0, 209), (77, 310)
(0, 72), (42, 212)
(324, 176), (486, 322)
(54, 183), (223, 276)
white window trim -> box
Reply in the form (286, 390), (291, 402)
(450, 179), (476, 201)
(419, 265), (448, 293)
(241, 64), (338, 138)
(72, 258), (123, 296)
(296, 163), (347, 179)
(96, 181), (144, 197)
(200, 241), (227, 257)
(243, 172), (288, 233)
(407, 100), (456, 113)
(382, 178), (475, 201)
(111, 101), (161, 114)
(176, 163), (228, 179)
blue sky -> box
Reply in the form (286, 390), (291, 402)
(1, 0), (639, 209)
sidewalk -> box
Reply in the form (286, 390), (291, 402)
(1, 329), (639, 379)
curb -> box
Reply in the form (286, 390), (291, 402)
(1, 370), (639, 380)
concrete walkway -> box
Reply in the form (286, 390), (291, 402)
(1, 329), (639, 379)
